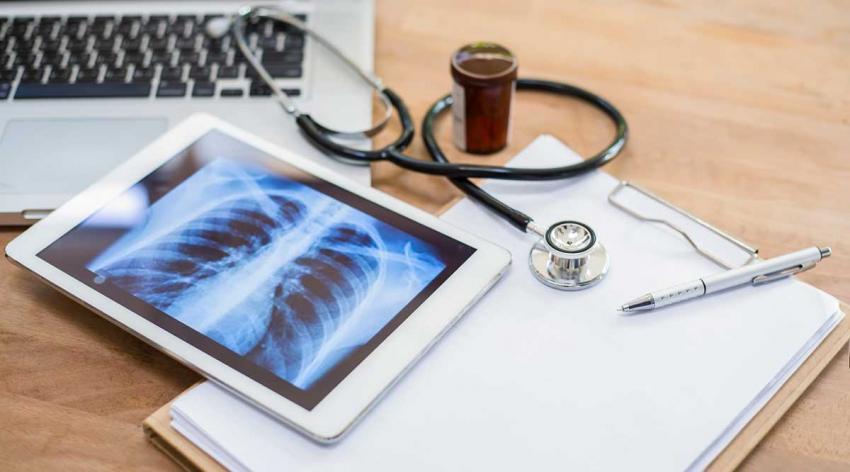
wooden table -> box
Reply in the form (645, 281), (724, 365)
(2, 0), (849, 469)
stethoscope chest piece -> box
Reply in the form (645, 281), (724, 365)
(528, 221), (609, 290)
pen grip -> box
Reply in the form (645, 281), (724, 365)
(653, 281), (706, 308)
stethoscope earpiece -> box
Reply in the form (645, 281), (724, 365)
(528, 221), (609, 290)
(204, 16), (232, 39)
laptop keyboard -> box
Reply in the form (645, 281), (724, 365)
(0, 13), (306, 100)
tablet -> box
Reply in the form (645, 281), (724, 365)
(6, 114), (510, 442)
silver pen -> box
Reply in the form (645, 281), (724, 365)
(618, 246), (832, 313)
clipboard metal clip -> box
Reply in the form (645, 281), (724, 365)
(607, 181), (759, 270)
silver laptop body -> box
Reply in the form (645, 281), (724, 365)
(0, 0), (374, 225)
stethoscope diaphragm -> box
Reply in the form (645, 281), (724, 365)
(528, 221), (609, 290)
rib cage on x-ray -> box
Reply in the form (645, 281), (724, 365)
(93, 186), (388, 388)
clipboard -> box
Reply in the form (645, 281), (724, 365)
(141, 179), (850, 471)
(144, 311), (849, 472)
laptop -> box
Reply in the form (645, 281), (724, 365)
(0, 0), (375, 225)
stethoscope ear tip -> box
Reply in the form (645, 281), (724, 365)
(205, 17), (232, 39)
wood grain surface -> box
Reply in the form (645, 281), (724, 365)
(2, 0), (849, 470)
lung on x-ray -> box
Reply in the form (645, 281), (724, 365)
(87, 160), (447, 390)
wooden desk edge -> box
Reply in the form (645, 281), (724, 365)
(142, 304), (850, 472)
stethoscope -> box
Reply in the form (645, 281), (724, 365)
(207, 6), (629, 290)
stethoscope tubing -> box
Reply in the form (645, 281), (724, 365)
(298, 80), (628, 181)
(223, 7), (629, 236)
(418, 78), (628, 231)
(297, 79), (628, 232)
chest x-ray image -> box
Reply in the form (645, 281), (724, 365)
(86, 159), (447, 391)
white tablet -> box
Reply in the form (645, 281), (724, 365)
(6, 114), (510, 443)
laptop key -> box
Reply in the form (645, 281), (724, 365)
(259, 37), (279, 50)
(66, 38), (88, 53)
(104, 67), (128, 82)
(65, 53), (83, 66)
(95, 52), (118, 66)
(15, 82), (151, 98)
(61, 23), (86, 37)
(48, 67), (71, 83)
(220, 88), (243, 97)
(35, 22), (55, 36)
(124, 52), (145, 65)
(123, 38), (143, 52)
(14, 38), (35, 52)
(149, 51), (171, 65)
(160, 66), (183, 81)
(178, 52), (201, 64)
(116, 22), (134, 36)
(249, 82), (301, 97)
(131, 67), (153, 82)
(216, 65), (239, 79)
(141, 21), (160, 36)
(205, 51), (228, 65)
(91, 16), (114, 31)
(175, 37), (196, 51)
(157, 81), (186, 97)
(206, 40), (228, 54)
(41, 54), (63, 67)
(12, 18), (33, 33)
(0, 82), (10, 99)
(188, 65), (210, 80)
(249, 81), (272, 96)
(244, 18), (263, 35)
(148, 37), (169, 51)
(165, 22), (185, 35)
(20, 68), (43, 82)
(261, 51), (302, 65)
(41, 40), (62, 53)
(76, 67), (99, 82)
(266, 64), (302, 78)
(192, 81), (215, 97)
(89, 22), (110, 35)
(82, 52), (98, 66)
(284, 34), (304, 49)
(94, 37), (116, 51)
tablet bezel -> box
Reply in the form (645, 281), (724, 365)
(5, 113), (511, 442)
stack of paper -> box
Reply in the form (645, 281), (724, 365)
(170, 136), (842, 471)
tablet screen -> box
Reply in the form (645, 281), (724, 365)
(39, 130), (475, 410)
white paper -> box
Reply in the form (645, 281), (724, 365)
(171, 135), (841, 472)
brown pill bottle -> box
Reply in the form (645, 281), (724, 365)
(450, 42), (518, 154)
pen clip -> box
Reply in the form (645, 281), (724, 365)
(751, 262), (816, 285)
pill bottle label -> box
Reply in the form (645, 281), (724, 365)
(452, 81), (466, 151)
